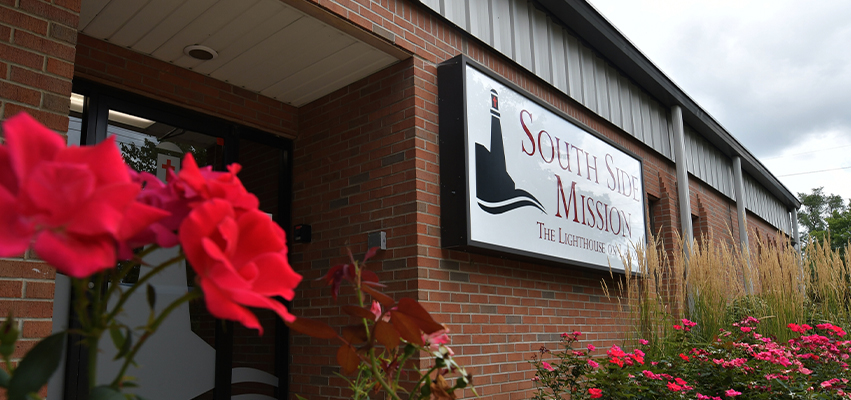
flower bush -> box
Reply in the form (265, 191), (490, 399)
(530, 318), (850, 399)
(0, 113), (304, 399)
(290, 248), (474, 400)
(0, 113), (471, 400)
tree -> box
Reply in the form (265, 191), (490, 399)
(797, 187), (851, 251)
(119, 138), (207, 175)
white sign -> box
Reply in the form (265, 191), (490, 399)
(156, 153), (181, 183)
(462, 65), (645, 272)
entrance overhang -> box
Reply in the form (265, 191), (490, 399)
(79, 0), (406, 107)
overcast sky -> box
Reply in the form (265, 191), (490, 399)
(587, 0), (851, 203)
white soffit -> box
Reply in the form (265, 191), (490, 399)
(79, 0), (402, 107)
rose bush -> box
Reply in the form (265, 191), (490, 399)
(529, 318), (850, 399)
(0, 113), (302, 399)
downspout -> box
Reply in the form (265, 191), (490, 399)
(732, 156), (754, 295)
(671, 105), (695, 315)
(671, 106), (694, 248)
(791, 208), (801, 252)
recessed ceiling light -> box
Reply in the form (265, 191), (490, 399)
(184, 45), (218, 61)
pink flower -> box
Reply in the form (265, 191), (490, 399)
(587, 344), (596, 352)
(179, 199), (301, 334)
(541, 361), (555, 371)
(740, 327), (753, 333)
(422, 329), (452, 354)
(673, 324), (683, 330)
(639, 339), (649, 345)
(667, 382), (683, 392)
(725, 389), (742, 397)
(0, 113), (167, 277)
(587, 359), (599, 368)
(588, 388), (602, 399)
(370, 300), (389, 322)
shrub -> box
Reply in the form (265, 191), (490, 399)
(529, 318), (850, 399)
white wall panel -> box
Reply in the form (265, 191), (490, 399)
(565, 33), (583, 103)
(511, 0), (534, 72)
(468, 0), (492, 46)
(531, 6), (551, 81)
(594, 56), (609, 120)
(491, 0), (514, 57)
(607, 66), (622, 129)
(549, 22), (568, 93)
(443, 0), (468, 31)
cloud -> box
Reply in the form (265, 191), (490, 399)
(590, 0), (851, 158)
(587, 0), (851, 203)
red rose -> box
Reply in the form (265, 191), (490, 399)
(0, 113), (166, 277)
(179, 199), (301, 333)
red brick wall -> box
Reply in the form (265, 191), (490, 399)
(0, 0), (80, 131)
(0, 2), (82, 387)
(289, 57), (420, 398)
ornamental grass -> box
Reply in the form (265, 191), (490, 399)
(612, 231), (851, 355)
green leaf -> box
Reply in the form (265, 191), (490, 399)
(114, 328), (133, 360)
(7, 332), (66, 400)
(109, 324), (125, 351)
(0, 367), (9, 388)
(88, 386), (125, 400)
(146, 284), (156, 310)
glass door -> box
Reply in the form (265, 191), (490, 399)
(63, 81), (292, 400)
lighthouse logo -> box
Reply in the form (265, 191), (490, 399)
(475, 90), (545, 215)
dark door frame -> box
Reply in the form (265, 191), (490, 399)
(65, 79), (293, 400)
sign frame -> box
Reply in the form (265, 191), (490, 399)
(438, 55), (648, 274)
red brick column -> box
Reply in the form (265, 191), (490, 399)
(0, 0), (81, 385)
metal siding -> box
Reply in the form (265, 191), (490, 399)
(491, 0), (514, 57)
(468, 0), (492, 46)
(566, 34), (583, 102)
(549, 22), (568, 93)
(531, 6), (551, 81)
(579, 45), (597, 113)
(686, 128), (697, 176)
(658, 106), (673, 159)
(629, 83), (644, 142)
(443, 0), (468, 31)
(650, 101), (665, 157)
(618, 74), (633, 133)
(511, 0), (533, 72)
(594, 56), (610, 121)
(420, 0), (440, 12)
(742, 174), (789, 233)
(607, 66), (622, 129)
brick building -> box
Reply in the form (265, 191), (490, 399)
(0, 0), (800, 399)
